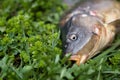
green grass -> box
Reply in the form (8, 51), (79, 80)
(0, 0), (120, 80)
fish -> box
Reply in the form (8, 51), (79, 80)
(59, 0), (120, 65)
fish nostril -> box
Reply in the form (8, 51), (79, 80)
(64, 44), (67, 48)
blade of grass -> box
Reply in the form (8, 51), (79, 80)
(97, 58), (104, 80)
(9, 65), (23, 79)
(102, 70), (120, 74)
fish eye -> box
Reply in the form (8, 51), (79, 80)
(69, 34), (78, 41)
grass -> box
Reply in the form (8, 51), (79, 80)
(0, 0), (120, 80)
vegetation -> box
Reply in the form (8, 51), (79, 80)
(0, 0), (120, 80)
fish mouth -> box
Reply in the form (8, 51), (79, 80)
(69, 54), (88, 65)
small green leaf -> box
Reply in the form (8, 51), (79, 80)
(55, 54), (60, 64)
(21, 65), (33, 73)
(0, 27), (6, 32)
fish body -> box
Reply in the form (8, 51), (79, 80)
(60, 0), (120, 65)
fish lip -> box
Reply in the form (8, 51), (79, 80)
(69, 54), (88, 65)
(69, 55), (80, 61)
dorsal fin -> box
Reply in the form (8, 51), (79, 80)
(108, 19), (120, 33)
(104, 8), (120, 24)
